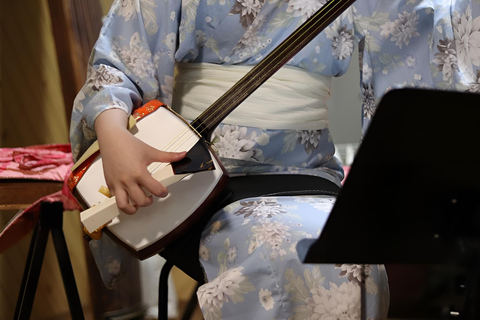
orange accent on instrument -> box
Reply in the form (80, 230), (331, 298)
(68, 150), (99, 192)
(133, 100), (165, 120)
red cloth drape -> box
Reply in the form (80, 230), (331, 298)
(0, 144), (81, 253)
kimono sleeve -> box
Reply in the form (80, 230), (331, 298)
(69, 0), (182, 162)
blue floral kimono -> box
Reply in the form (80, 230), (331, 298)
(70, 0), (480, 319)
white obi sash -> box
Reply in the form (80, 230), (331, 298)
(172, 63), (332, 130)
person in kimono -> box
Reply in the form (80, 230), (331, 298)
(71, 0), (480, 318)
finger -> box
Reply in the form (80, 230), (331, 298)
(150, 150), (186, 164)
(115, 188), (138, 215)
(140, 176), (169, 198)
(135, 194), (154, 207)
(127, 184), (154, 208)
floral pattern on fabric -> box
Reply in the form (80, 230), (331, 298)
(87, 65), (124, 91)
(235, 198), (287, 218)
(197, 266), (256, 320)
(211, 125), (265, 162)
(285, 266), (361, 320)
(197, 196), (388, 319)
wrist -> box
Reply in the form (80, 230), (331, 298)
(95, 108), (132, 146)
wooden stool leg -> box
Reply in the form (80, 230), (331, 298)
(13, 202), (85, 320)
(14, 207), (51, 320)
(49, 202), (85, 320)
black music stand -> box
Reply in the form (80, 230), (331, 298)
(299, 88), (480, 319)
